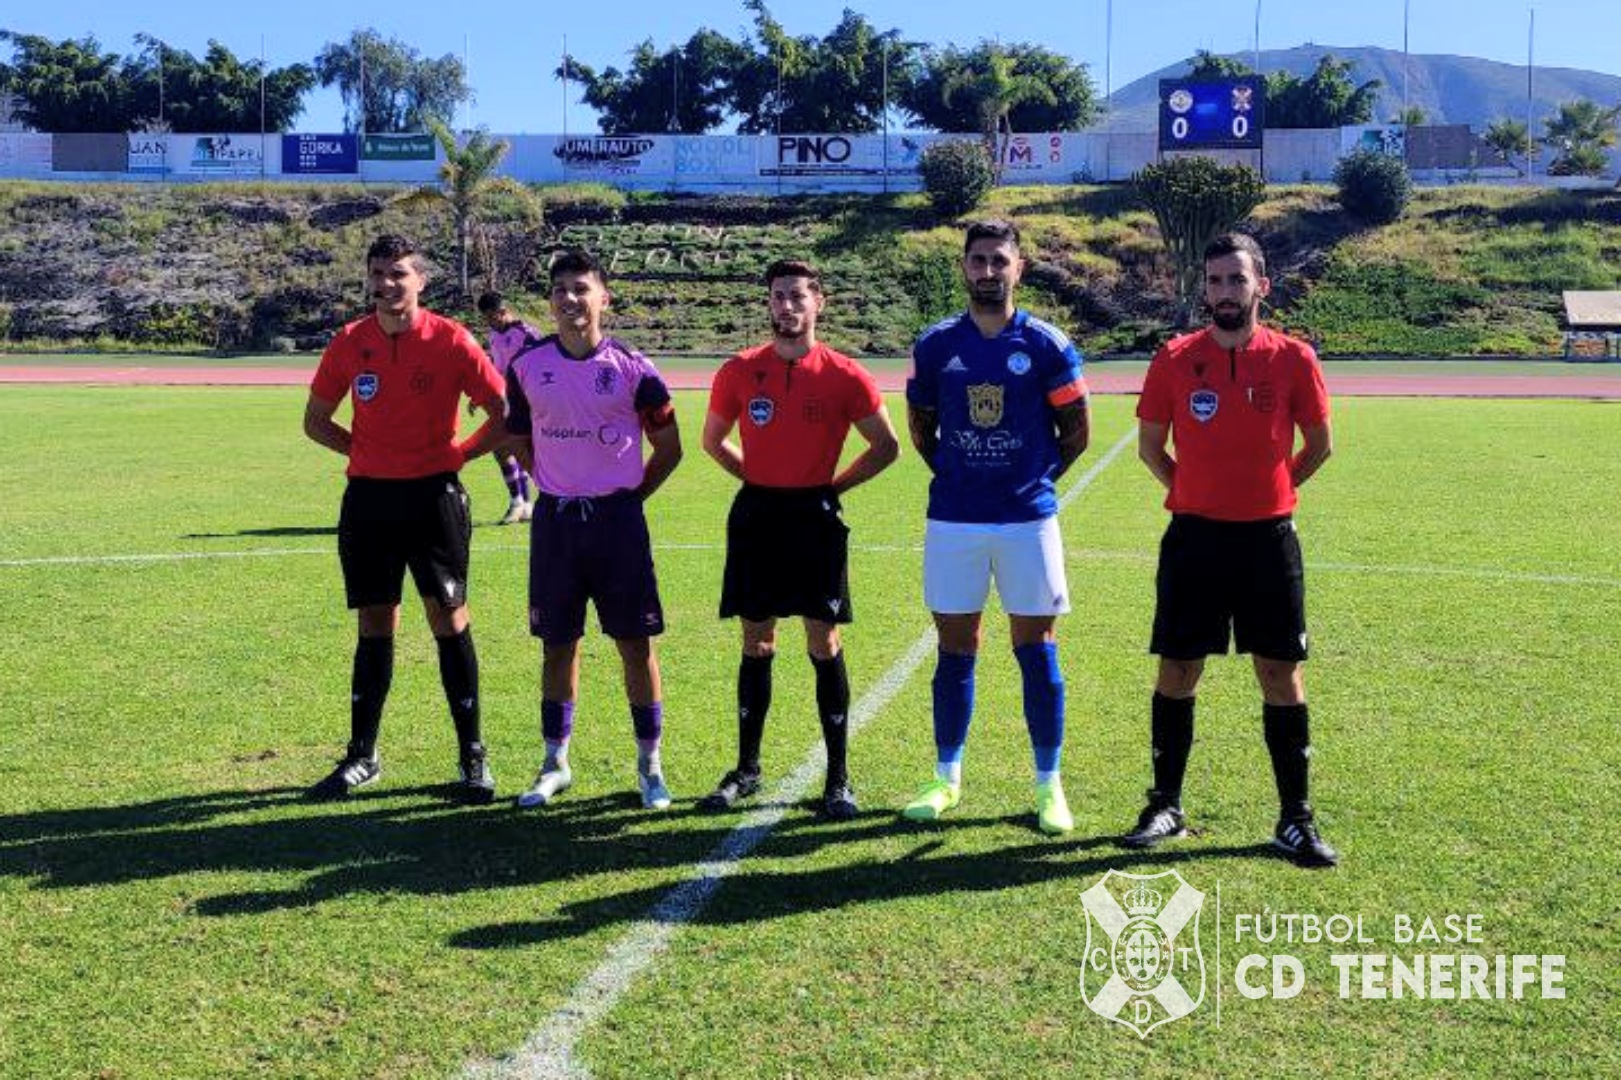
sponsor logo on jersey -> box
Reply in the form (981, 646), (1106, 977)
(748, 396), (775, 426)
(354, 372), (379, 401)
(968, 383), (1005, 428)
(1007, 351), (1032, 375)
(1190, 389), (1219, 422)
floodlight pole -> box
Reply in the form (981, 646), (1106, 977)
(1253, 0), (1262, 73)
(1402, 0), (1411, 118)
(1105, 0), (1113, 114)
(1525, 7), (1535, 182)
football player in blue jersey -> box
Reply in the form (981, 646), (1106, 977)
(901, 219), (1092, 835)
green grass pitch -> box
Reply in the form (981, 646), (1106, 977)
(1, 386), (1617, 1078)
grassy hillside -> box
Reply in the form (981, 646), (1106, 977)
(0, 179), (1617, 357)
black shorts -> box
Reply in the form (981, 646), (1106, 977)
(720, 484), (852, 624)
(338, 474), (472, 610)
(1150, 514), (1308, 662)
(528, 490), (664, 644)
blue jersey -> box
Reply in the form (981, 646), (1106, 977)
(906, 310), (1086, 523)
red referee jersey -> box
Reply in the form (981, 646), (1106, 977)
(311, 309), (506, 479)
(1137, 324), (1330, 521)
(708, 342), (883, 488)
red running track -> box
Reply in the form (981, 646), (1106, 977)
(2, 364), (1620, 399)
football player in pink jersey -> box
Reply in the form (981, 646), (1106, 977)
(501, 250), (683, 811)
(474, 291), (540, 525)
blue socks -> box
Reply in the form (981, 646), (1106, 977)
(931, 643), (1066, 782)
(1014, 641), (1065, 776)
(931, 649), (975, 776)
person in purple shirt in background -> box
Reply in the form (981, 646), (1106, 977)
(475, 291), (540, 525)
(501, 249), (683, 811)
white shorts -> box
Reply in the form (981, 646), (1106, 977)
(923, 517), (1070, 616)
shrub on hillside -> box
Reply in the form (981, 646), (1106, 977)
(1334, 149), (1412, 225)
(920, 140), (994, 218)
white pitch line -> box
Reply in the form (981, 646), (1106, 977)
(0, 547), (332, 568)
(463, 426), (1136, 1080)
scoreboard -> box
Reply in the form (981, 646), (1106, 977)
(1158, 77), (1265, 151)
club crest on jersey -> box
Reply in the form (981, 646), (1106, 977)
(967, 383), (1004, 428)
(594, 367), (618, 395)
(1007, 351), (1032, 375)
(354, 372), (379, 401)
(1189, 389), (1219, 423)
(748, 396), (775, 426)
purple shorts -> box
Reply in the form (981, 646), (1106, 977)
(528, 489), (664, 644)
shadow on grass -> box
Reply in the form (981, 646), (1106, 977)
(447, 810), (1277, 949)
(0, 784), (1280, 945)
(0, 785), (736, 919)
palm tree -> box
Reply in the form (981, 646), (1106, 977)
(394, 119), (543, 298)
(942, 47), (1056, 185)
(1483, 118), (1534, 176)
(1541, 99), (1621, 177)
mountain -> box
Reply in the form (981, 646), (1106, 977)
(1098, 44), (1621, 132)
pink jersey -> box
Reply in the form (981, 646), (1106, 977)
(487, 320), (541, 375)
(504, 334), (672, 497)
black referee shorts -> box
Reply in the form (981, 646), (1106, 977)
(337, 473), (472, 610)
(1150, 513), (1308, 662)
(720, 484), (852, 624)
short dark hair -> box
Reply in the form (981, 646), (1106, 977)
(963, 219), (1021, 254)
(366, 233), (425, 270)
(764, 259), (822, 293)
(1203, 232), (1267, 277)
(476, 290), (504, 315)
(549, 248), (608, 287)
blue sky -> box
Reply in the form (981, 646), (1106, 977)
(6, 1), (1615, 132)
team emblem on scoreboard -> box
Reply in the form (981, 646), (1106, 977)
(967, 383), (1004, 428)
(1189, 389), (1219, 422)
(1168, 89), (1193, 114)
(748, 396), (775, 426)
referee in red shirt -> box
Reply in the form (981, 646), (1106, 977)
(697, 259), (900, 819)
(302, 234), (510, 803)
(1120, 232), (1339, 867)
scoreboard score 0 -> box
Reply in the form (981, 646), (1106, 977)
(1158, 77), (1265, 151)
